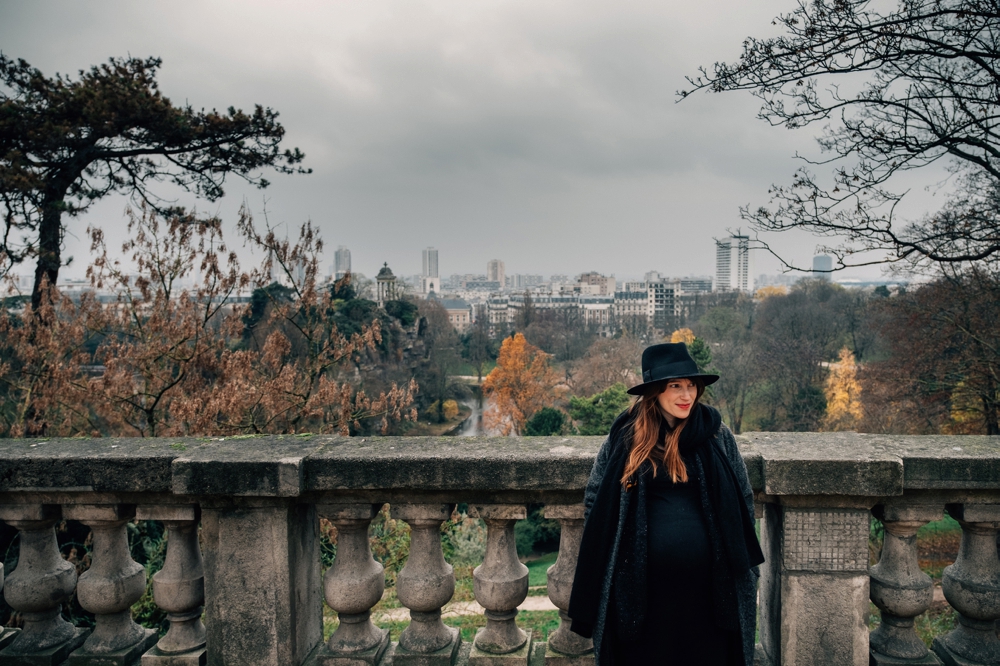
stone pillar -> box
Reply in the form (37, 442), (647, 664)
(63, 504), (158, 666)
(308, 503), (388, 666)
(868, 503), (942, 665)
(392, 503), (460, 666)
(135, 505), (206, 666)
(201, 499), (321, 666)
(758, 502), (871, 666)
(0, 504), (89, 663)
(932, 504), (1000, 666)
(542, 505), (592, 665)
(469, 504), (531, 666)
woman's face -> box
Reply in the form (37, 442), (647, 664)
(656, 378), (698, 422)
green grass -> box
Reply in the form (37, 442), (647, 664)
(525, 552), (557, 587)
(323, 610), (560, 643)
(869, 602), (958, 649)
(917, 515), (961, 538)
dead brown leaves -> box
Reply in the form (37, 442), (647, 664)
(0, 205), (415, 438)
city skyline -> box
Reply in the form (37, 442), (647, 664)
(321, 239), (825, 287)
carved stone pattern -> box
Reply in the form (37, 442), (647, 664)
(783, 510), (868, 571)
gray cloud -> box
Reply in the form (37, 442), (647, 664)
(1, 0), (898, 280)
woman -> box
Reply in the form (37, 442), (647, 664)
(568, 342), (764, 666)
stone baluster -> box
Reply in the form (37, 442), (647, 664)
(63, 504), (158, 666)
(0, 504), (89, 661)
(135, 505), (206, 665)
(0, 554), (13, 651)
(0, 558), (7, 650)
(469, 504), (531, 665)
(542, 505), (592, 665)
(314, 503), (389, 665)
(392, 503), (461, 665)
(932, 504), (1000, 666)
(868, 503), (942, 665)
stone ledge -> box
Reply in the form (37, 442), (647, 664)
(0, 433), (996, 497)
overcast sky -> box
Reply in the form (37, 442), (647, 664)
(1, 0), (943, 282)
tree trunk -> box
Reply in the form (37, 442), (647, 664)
(31, 193), (65, 312)
(982, 376), (1000, 436)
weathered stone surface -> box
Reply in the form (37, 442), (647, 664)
(472, 506), (529, 658)
(780, 573), (869, 666)
(541, 642), (593, 666)
(172, 437), (330, 497)
(0, 628), (89, 666)
(66, 630), (158, 666)
(139, 506), (206, 658)
(757, 503), (782, 666)
(3, 433), (1000, 666)
(302, 633), (389, 666)
(542, 505), (592, 660)
(0, 438), (178, 494)
(869, 512), (940, 664)
(742, 432), (904, 496)
(0, 507), (81, 658)
(878, 435), (1000, 490)
(0, 433), (998, 500)
(870, 651), (941, 666)
(392, 504), (458, 659)
(141, 645), (206, 666)
(319, 504), (388, 660)
(69, 505), (157, 664)
(932, 506), (1000, 666)
(201, 500), (321, 666)
(319, 505), (384, 618)
(469, 631), (533, 666)
(304, 437), (601, 497)
(760, 503), (871, 666)
(392, 627), (461, 666)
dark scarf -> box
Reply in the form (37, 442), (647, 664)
(568, 403), (764, 642)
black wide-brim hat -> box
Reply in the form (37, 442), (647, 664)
(627, 342), (720, 396)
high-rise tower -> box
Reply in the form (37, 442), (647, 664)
(486, 259), (505, 290)
(715, 235), (753, 292)
(422, 247), (439, 278)
(334, 246), (351, 280)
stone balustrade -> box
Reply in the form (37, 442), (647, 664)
(0, 432), (997, 666)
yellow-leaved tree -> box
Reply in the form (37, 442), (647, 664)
(754, 285), (788, 300)
(822, 347), (863, 431)
(482, 332), (558, 435)
(669, 328), (696, 344)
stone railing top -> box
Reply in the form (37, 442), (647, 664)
(0, 432), (997, 500)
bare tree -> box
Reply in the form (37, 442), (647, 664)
(863, 268), (1000, 434)
(684, 0), (1000, 270)
(695, 299), (760, 434)
(570, 335), (642, 398)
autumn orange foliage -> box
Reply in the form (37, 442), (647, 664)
(0, 205), (415, 438)
(482, 332), (558, 435)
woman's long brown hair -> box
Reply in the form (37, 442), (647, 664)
(620, 379), (706, 486)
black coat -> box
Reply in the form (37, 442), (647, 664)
(577, 422), (760, 666)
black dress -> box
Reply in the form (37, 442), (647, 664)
(613, 457), (737, 665)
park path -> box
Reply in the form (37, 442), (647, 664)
(374, 591), (557, 622)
